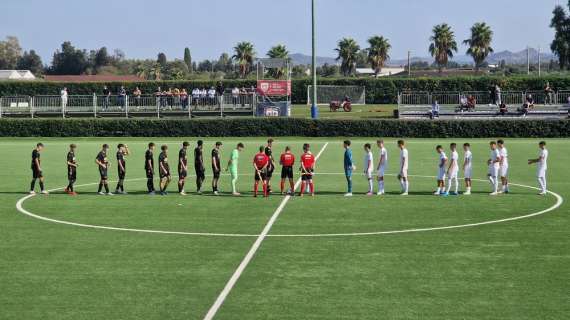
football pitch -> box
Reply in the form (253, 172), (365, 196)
(1, 137), (568, 320)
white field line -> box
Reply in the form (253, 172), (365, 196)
(202, 142), (329, 320)
(15, 174), (563, 238)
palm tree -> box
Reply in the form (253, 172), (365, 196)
(429, 24), (458, 72)
(232, 42), (256, 78)
(267, 44), (290, 78)
(367, 36), (391, 77)
(463, 22), (494, 70)
(335, 38), (360, 76)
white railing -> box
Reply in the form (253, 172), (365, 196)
(0, 92), (257, 118)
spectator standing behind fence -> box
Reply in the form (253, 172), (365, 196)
(489, 85), (496, 106)
(60, 87), (68, 111)
(192, 88), (200, 107)
(208, 87), (216, 107)
(232, 87), (240, 109)
(495, 85), (502, 106)
(499, 103), (508, 116)
(118, 86), (127, 110)
(102, 86), (111, 110)
(180, 89), (189, 110)
(216, 82), (225, 108)
(200, 87), (207, 106)
(133, 87), (141, 109)
(544, 82), (554, 105)
(240, 87), (247, 107)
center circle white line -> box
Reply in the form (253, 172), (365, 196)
(15, 174), (563, 238)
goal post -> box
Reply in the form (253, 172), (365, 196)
(307, 85), (366, 106)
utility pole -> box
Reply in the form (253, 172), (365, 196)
(527, 46), (530, 75)
(310, 0), (318, 119)
(408, 51), (411, 77)
(538, 46), (542, 77)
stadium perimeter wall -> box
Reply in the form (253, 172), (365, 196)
(0, 118), (569, 138)
(2, 75), (570, 105)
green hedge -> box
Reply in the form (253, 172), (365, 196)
(0, 118), (568, 138)
(1, 75), (568, 105)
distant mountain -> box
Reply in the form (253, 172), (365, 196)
(290, 53), (338, 66)
(290, 48), (556, 67)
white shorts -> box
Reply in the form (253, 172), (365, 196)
(537, 168), (546, 178)
(364, 171), (373, 179)
(488, 165), (499, 177)
(399, 169), (408, 178)
(377, 166), (386, 177)
(437, 168), (446, 180)
(464, 167), (472, 179)
(500, 165), (509, 177)
(448, 169), (459, 179)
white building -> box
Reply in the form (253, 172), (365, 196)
(0, 70), (36, 81)
(356, 67), (406, 77)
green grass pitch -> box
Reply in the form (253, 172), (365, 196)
(0, 137), (568, 320)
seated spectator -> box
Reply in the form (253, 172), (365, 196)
(341, 95), (351, 110)
(499, 103), (508, 116)
(467, 95), (476, 111)
(459, 95), (468, 112)
(525, 94), (535, 109)
(520, 103), (530, 118)
(430, 100), (440, 119)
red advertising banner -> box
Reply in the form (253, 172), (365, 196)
(257, 80), (291, 96)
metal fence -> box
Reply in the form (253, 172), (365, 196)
(0, 91), (257, 118)
(399, 90), (570, 107)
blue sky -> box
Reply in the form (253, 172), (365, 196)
(0, 0), (562, 62)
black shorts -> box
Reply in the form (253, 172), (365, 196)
(146, 169), (154, 179)
(99, 168), (108, 179)
(118, 169), (126, 180)
(266, 164), (275, 178)
(160, 171), (171, 179)
(32, 168), (43, 179)
(178, 169), (188, 179)
(212, 169), (221, 179)
(281, 166), (294, 179)
(301, 168), (314, 181)
(254, 168), (267, 181)
(68, 168), (77, 181)
(195, 169), (205, 180)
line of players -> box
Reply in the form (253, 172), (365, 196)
(28, 139), (318, 197)
(343, 139), (549, 197)
(29, 138), (549, 197)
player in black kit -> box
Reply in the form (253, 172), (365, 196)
(265, 138), (276, 194)
(145, 143), (156, 194)
(211, 142), (223, 195)
(158, 145), (171, 195)
(115, 144), (130, 194)
(29, 143), (48, 195)
(65, 144), (78, 195)
(194, 140), (205, 194)
(178, 141), (190, 195)
(95, 144), (112, 195)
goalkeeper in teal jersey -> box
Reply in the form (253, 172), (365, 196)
(227, 143), (244, 196)
(344, 140), (355, 197)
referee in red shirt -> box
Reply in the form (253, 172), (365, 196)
(279, 146), (296, 195)
(253, 146), (270, 197)
(300, 143), (316, 197)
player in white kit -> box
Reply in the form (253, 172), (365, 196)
(397, 140), (409, 195)
(435, 145), (448, 195)
(445, 143), (460, 195)
(487, 141), (501, 195)
(462, 143), (473, 195)
(497, 139), (510, 194)
(376, 140), (388, 195)
(363, 143), (374, 196)
(528, 141), (549, 196)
